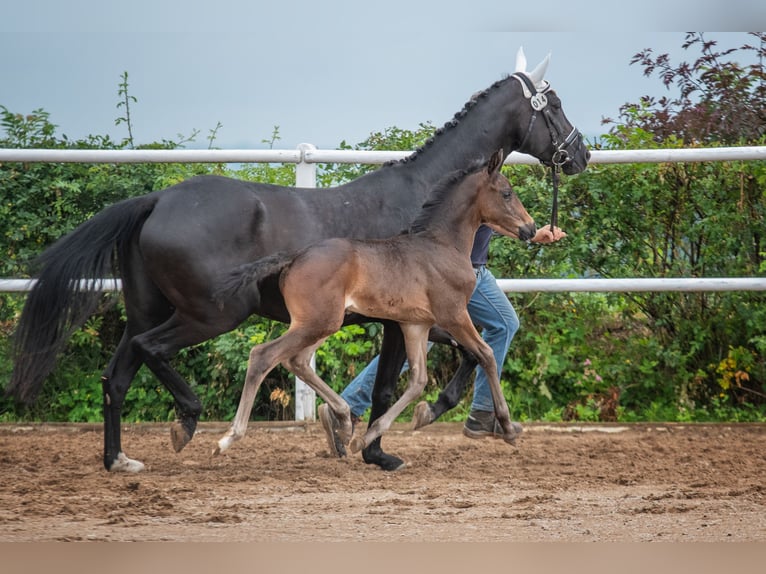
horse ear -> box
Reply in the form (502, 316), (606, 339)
(487, 149), (504, 175)
(528, 53), (551, 88)
(514, 47), (527, 73)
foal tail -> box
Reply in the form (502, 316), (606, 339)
(6, 194), (159, 404)
(213, 252), (294, 309)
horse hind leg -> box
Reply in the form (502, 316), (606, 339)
(130, 314), (228, 453)
(214, 328), (331, 455)
(283, 342), (353, 444)
(214, 338), (286, 455)
(101, 330), (146, 472)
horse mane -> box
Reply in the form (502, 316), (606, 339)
(383, 76), (511, 168)
(409, 158), (486, 233)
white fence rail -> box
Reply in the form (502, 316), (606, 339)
(2, 144), (764, 296)
(2, 144), (766, 165)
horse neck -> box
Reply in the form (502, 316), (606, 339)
(335, 79), (528, 237)
(399, 78), (528, 179)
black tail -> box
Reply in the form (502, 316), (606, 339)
(6, 194), (159, 404)
(213, 251), (294, 310)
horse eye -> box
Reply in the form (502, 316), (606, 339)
(502, 190), (513, 200)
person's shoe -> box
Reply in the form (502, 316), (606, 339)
(318, 403), (347, 458)
(463, 409), (523, 444)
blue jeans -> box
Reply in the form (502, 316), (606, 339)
(341, 266), (519, 417)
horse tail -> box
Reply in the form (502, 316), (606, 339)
(213, 251), (294, 310)
(6, 194), (159, 404)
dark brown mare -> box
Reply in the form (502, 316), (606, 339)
(212, 150), (534, 456)
(7, 48), (589, 472)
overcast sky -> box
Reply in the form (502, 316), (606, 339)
(1, 1), (763, 150)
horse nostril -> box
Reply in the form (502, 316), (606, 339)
(586, 148), (592, 160)
(520, 222), (536, 241)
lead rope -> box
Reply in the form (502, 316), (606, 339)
(550, 162), (560, 232)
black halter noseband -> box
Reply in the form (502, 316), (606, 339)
(512, 72), (583, 231)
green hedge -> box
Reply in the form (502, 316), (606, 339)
(1, 107), (764, 424)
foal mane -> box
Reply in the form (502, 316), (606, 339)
(383, 76), (512, 168)
(409, 159), (486, 234)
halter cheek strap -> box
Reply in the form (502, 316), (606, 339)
(512, 72), (578, 232)
(511, 72), (581, 167)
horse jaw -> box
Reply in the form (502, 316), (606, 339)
(514, 47), (551, 89)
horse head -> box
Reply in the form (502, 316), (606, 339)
(513, 47), (590, 175)
(475, 149), (536, 241)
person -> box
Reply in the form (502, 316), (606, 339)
(319, 222), (567, 457)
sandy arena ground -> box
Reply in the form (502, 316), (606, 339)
(0, 421), (764, 542)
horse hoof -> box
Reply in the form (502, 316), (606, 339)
(349, 436), (366, 453)
(380, 457), (407, 472)
(364, 452), (406, 472)
(109, 452), (145, 473)
(411, 401), (434, 430)
(170, 420), (195, 453)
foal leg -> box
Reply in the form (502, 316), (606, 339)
(284, 344), (353, 444)
(412, 326), (478, 429)
(439, 312), (516, 444)
(351, 323), (430, 454)
(412, 348), (478, 430)
(215, 327), (355, 455)
(214, 331), (312, 455)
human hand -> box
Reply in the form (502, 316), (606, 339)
(531, 224), (567, 244)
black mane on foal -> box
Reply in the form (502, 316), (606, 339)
(409, 158), (486, 234)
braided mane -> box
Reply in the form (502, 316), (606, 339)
(383, 76), (512, 168)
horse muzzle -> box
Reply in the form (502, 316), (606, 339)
(556, 128), (590, 175)
(518, 222), (537, 242)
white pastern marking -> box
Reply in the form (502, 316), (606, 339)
(110, 452), (145, 473)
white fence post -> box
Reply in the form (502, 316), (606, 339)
(293, 143), (318, 422)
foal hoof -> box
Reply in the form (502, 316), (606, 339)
(502, 421), (524, 446)
(503, 433), (518, 446)
(411, 401), (434, 430)
(349, 435), (366, 454)
(214, 434), (236, 456)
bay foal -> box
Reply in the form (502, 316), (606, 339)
(213, 149), (535, 456)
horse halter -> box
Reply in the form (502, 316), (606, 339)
(511, 72), (582, 167)
(512, 72), (583, 231)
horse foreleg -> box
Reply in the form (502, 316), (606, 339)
(351, 323), (430, 455)
(360, 322), (408, 471)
